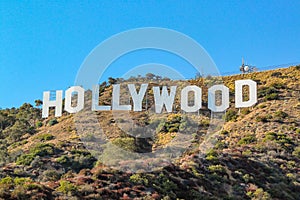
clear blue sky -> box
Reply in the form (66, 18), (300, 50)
(1, 0), (299, 108)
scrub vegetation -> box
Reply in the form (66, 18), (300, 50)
(0, 66), (299, 199)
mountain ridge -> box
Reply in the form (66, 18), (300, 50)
(0, 66), (299, 199)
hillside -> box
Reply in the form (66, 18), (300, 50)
(0, 66), (299, 200)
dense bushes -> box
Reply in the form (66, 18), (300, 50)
(16, 143), (57, 165)
(273, 111), (288, 122)
(263, 132), (293, 149)
(42, 170), (61, 181)
(265, 93), (279, 101)
(56, 149), (96, 172)
(48, 118), (58, 126)
(271, 72), (282, 77)
(0, 68), (299, 199)
(225, 109), (238, 122)
(57, 180), (77, 195)
(35, 133), (54, 141)
(208, 164), (225, 173)
(0, 176), (45, 199)
(0, 106), (38, 166)
(206, 149), (219, 161)
(256, 111), (288, 123)
(35, 121), (43, 127)
(3, 120), (35, 144)
(129, 174), (149, 185)
(258, 87), (280, 101)
(156, 114), (182, 133)
(112, 137), (137, 152)
(238, 135), (256, 145)
(292, 146), (300, 158)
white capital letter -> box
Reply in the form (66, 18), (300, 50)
(208, 85), (229, 112)
(112, 84), (131, 110)
(128, 84), (148, 111)
(181, 85), (202, 112)
(92, 85), (111, 111)
(235, 79), (257, 108)
(153, 86), (177, 113)
(42, 90), (63, 118)
(65, 86), (85, 113)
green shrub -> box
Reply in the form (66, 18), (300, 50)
(36, 133), (54, 141)
(57, 180), (77, 195)
(258, 104), (267, 109)
(56, 155), (70, 164)
(264, 132), (293, 146)
(48, 118), (58, 126)
(0, 176), (13, 185)
(10, 140), (28, 148)
(156, 114), (183, 133)
(265, 93), (279, 101)
(271, 72), (282, 77)
(238, 135), (256, 145)
(167, 124), (180, 133)
(30, 143), (55, 156)
(155, 119), (166, 133)
(206, 149), (218, 161)
(43, 170), (60, 181)
(225, 110), (238, 122)
(242, 149), (252, 156)
(242, 174), (252, 183)
(14, 177), (32, 185)
(258, 86), (281, 101)
(251, 188), (271, 200)
(275, 134), (293, 145)
(161, 179), (177, 192)
(25, 183), (42, 190)
(168, 127), (179, 133)
(72, 154), (96, 172)
(35, 121), (43, 128)
(241, 108), (250, 115)
(112, 137), (137, 152)
(256, 115), (268, 122)
(57, 152), (96, 172)
(16, 153), (35, 165)
(220, 130), (229, 135)
(215, 141), (226, 149)
(292, 146), (300, 158)
(11, 185), (27, 199)
(129, 174), (149, 185)
(3, 120), (35, 143)
(273, 111), (288, 122)
(153, 173), (178, 197)
(258, 87), (278, 97)
(264, 132), (277, 141)
(200, 119), (210, 127)
(16, 143), (56, 165)
(208, 164), (225, 173)
(271, 82), (286, 89)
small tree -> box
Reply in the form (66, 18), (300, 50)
(108, 77), (117, 85)
(34, 99), (43, 107)
(145, 73), (155, 80)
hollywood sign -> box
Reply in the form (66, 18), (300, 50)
(42, 79), (257, 118)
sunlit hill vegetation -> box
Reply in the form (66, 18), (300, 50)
(0, 66), (299, 199)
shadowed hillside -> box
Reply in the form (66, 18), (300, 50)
(0, 66), (299, 199)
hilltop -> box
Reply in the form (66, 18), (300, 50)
(0, 66), (299, 199)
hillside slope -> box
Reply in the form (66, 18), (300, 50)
(0, 66), (299, 199)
